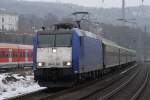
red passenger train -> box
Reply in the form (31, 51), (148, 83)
(0, 43), (33, 68)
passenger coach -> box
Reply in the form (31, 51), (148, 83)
(33, 27), (136, 87)
(0, 43), (33, 69)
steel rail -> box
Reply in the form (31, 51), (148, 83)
(99, 69), (139, 100)
(130, 70), (149, 100)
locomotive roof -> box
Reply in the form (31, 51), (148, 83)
(76, 29), (135, 53)
(37, 28), (97, 39)
(78, 30), (97, 39)
(37, 28), (97, 38)
(37, 28), (135, 53)
(37, 29), (72, 34)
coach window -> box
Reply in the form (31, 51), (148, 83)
(31, 53), (33, 57)
(23, 52), (25, 57)
(13, 52), (18, 57)
(16, 53), (18, 57)
(20, 52), (22, 57)
(2, 17), (4, 23)
(27, 52), (29, 57)
(27, 52), (30, 57)
(1, 51), (4, 58)
(5, 51), (9, 58)
(1, 51), (7, 58)
(9, 51), (12, 58)
(25, 52), (28, 57)
(26, 52), (28, 57)
(29, 52), (32, 57)
(12, 52), (15, 57)
(2, 51), (5, 58)
(20, 52), (24, 57)
(22, 52), (24, 57)
(0, 51), (2, 58)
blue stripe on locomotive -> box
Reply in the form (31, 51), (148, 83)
(79, 36), (103, 71)
(72, 29), (103, 73)
(33, 33), (38, 70)
(72, 29), (80, 73)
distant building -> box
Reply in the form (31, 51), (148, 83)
(0, 9), (19, 32)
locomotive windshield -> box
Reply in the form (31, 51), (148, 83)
(38, 34), (72, 48)
(38, 34), (55, 47)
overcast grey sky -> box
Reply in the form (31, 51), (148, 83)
(25, 0), (150, 8)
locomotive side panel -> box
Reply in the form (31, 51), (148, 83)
(72, 31), (80, 74)
(79, 36), (103, 73)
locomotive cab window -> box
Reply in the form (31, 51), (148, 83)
(38, 33), (72, 47)
(55, 34), (72, 47)
(38, 34), (55, 48)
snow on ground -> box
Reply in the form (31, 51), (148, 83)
(0, 73), (46, 100)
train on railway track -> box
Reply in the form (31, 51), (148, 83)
(33, 23), (136, 87)
(0, 43), (33, 69)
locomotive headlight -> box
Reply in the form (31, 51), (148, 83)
(52, 48), (57, 53)
(66, 62), (71, 66)
(63, 61), (71, 66)
(38, 62), (44, 67)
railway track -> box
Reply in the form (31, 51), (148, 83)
(8, 64), (138, 100)
(130, 70), (148, 100)
(134, 62), (150, 100)
(99, 69), (140, 100)
(76, 64), (139, 100)
(48, 64), (137, 100)
(79, 63), (148, 100)
(101, 63), (148, 100)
